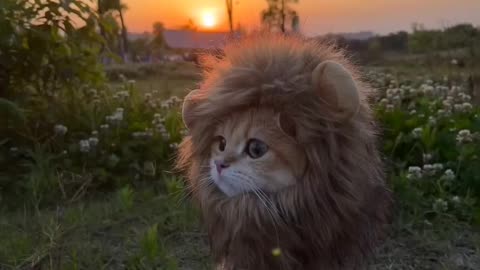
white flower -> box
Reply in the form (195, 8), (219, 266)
(456, 129), (473, 144)
(54, 124), (68, 136)
(385, 104), (394, 112)
(432, 198), (448, 212)
(432, 163), (444, 172)
(423, 153), (432, 163)
(100, 124), (109, 130)
(88, 137), (99, 146)
(161, 132), (170, 140)
(421, 84), (434, 95)
(451, 59), (458, 65)
(145, 93), (152, 99)
(379, 98), (388, 106)
(411, 127), (423, 138)
(79, 140), (90, 153)
(451, 196), (461, 204)
(422, 164), (436, 176)
(407, 166), (422, 180)
(428, 116), (436, 126)
(169, 143), (179, 149)
(442, 169), (455, 181)
(132, 132), (143, 138)
(461, 102), (472, 112)
(454, 104), (462, 112)
(409, 110), (417, 115)
(91, 130), (99, 137)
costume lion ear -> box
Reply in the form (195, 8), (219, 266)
(182, 89), (200, 130)
(312, 60), (360, 119)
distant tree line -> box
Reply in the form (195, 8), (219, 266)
(327, 23), (480, 66)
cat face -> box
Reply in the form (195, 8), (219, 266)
(209, 108), (305, 197)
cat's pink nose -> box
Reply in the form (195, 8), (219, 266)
(214, 160), (229, 174)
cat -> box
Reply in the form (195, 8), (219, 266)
(176, 32), (393, 270)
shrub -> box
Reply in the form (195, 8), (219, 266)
(1, 80), (184, 209)
(368, 70), (480, 224)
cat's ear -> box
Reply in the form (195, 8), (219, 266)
(276, 112), (296, 139)
(182, 89), (200, 130)
(312, 60), (360, 119)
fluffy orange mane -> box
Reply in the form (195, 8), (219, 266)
(176, 33), (393, 270)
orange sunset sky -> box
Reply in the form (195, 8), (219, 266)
(122, 0), (480, 35)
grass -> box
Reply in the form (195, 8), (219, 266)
(1, 182), (479, 270)
(0, 178), (210, 270)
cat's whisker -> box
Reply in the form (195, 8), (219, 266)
(176, 176), (212, 206)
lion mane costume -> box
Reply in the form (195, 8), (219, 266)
(176, 33), (393, 270)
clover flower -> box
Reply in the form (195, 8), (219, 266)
(161, 132), (170, 140)
(421, 84), (434, 95)
(411, 127), (423, 138)
(79, 140), (90, 153)
(423, 153), (432, 163)
(461, 102), (472, 113)
(407, 166), (422, 180)
(100, 124), (109, 131)
(451, 196), (461, 204)
(441, 169), (456, 181)
(88, 137), (99, 147)
(456, 129), (473, 144)
(432, 198), (448, 212)
(385, 104), (394, 112)
(54, 124), (68, 136)
(145, 93), (152, 99)
(379, 98), (388, 106)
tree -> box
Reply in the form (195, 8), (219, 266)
(151, 22), (166, 48)
(261, 0), (299, 33)
(98, 0), (129, 61)
(181, 18), (198, 31)
(226, 0), (234, 33)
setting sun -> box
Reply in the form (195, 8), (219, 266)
(201, 12), (217, 28)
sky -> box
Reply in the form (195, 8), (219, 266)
(122, 0), (480, 36)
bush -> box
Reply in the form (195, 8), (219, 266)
(1, 78), (184, 209)
(367, 70), (480, 224)
(0, 0), (108, 98)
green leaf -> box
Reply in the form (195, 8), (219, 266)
(0, 98), (25, 122)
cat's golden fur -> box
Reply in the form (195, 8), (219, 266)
(176, 32), (393, 270)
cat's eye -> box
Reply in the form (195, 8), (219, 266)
(216, 136), (226, 152)
(245, 139), (268, 159)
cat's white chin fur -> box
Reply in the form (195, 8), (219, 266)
(209, 163), (243, 197)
